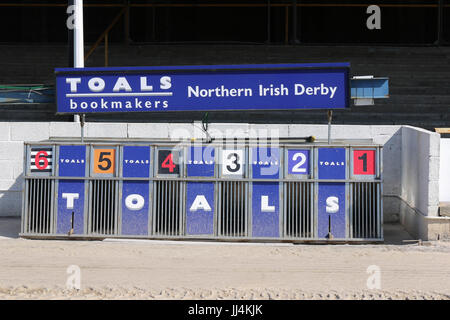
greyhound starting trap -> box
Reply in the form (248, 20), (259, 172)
(20, 139), (383, 243)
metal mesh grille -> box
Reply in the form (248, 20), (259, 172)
(218, 181), (247, 237)
(24, 178), (53, 234)
(154, 180), (183, 236)
(89, 180), (118, 235)
(351, 182), (380, 239)
(284, 182), (314, 238)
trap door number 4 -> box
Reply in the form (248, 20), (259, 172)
(93, 148), (116, 175)
(158, 149), (181, 175)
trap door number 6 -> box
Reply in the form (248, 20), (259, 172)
(92, 147), (116, 175)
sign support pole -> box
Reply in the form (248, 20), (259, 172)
(327, 110), (333, 144)
(73, 0), (84, 123)
(80, 114), (85, 143)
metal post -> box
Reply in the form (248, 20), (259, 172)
(123, 0), (130, 45)
(291, 0), (298, 44)
(266, 0), (271, 43)
(73, 0), (84, 123)
(105, 33), (109, 67)
(437, 0), (444, 45)
(327, 110), (333, 144)
(80, 114), (85, 143)
(74, 0), (85, 68)
(68, 0), (74, 69)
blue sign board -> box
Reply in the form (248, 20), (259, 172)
(187, 146), (215, 177)
(186, 182), (215, 235)
(318, 148), (346, 179)
(121, 146), (150, 235)
(57, 145), (86, 234)
(122, 146), (151, 177)
(317, 148), (346, 238)
(252, 147), (280, 179)
(55, 63), (350, 113)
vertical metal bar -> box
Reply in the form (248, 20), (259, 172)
(291, 0), (297, 43)
(234, 182), (237, 236)
(38, 179), (43, 233)
(284, 5), (289, 45)
(29, 180), (32, 233)
(266, 0), (271, 43)
(437, 0), (444, 45)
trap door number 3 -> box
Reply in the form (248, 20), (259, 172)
(222, 149), (244, 176)
(93, 148), (116, 174)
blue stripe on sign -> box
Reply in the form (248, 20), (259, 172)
(121, 181), (149, 235)
(252, 182), (280, 238)
(57, 145), (86, 235)
(122, 146), (151, 235)
(318, 183), (346, 239)
(317, 148), (347, 239)
(252, 147), (280, 238)
(122, 146), (151, 178)
(187, 146), (215, 177)
(318, 148), (346, 180)
(186, 182), (215, 235)
(57, 180), (85, 235)
(252, 147), (279, 179)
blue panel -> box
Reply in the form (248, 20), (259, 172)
(57, 180), (85, 235)
(252, 182), (279, 238)
(55, 63), (350, 113)
(57, 145), (86, 234)
(318, 148), (346, 180)
(318, 183), (346, 239)
(123, 146), (151, 178)
(187, 146), (215, 177)
(121, 181), (149, 235)
(58, 145), (86, 177)
(186, 182), (214, 235)
(350, 78), (389, 99)
(252, 147), (280, 179)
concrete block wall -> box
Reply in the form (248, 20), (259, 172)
(399, 126), (450, 240)
(0, 122), (403, 219)
(401, 126), (440, 217)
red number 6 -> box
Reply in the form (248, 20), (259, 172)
(35, 151), (49, 170)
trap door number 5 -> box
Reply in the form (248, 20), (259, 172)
(93, 148), (116, 175)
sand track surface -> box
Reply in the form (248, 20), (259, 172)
(0, 237), (450, 300)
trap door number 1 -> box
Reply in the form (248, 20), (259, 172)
(353, 149), (376, 175)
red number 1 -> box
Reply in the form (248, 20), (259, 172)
(162, 153), (176, 172)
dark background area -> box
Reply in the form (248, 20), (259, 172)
(0, 0), (449, 128)
(0, 0), (448, 45)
